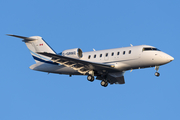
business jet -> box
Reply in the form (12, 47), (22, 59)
(7, 34), (174, 87)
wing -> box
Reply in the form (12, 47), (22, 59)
(37, 52), (121, 74)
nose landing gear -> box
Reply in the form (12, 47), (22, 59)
(155, 72), (160, 77)
(155, 66), (160, 77)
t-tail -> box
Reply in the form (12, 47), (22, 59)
(7, 34), (56, 63)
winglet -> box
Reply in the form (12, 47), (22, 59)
(7, 34), (36, 42)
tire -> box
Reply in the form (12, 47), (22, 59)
(155, 72), (160, 77)
(87, 75), (94, 82)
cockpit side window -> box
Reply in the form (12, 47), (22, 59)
(142, 47), (160, 51)
(152, 48), (160, 51)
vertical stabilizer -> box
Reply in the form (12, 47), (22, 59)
(7, 34), (56, 63)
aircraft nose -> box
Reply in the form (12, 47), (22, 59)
(168, 56), (174, 62)
(165, 54), (174, 63)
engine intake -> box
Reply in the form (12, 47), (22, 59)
(61, 48), (83, 58)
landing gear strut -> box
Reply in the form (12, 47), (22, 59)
(155, 66), (160, 77)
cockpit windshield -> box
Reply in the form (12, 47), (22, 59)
(142, 47), (160, 51)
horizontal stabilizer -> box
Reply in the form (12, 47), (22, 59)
(7, 34), (36, 42)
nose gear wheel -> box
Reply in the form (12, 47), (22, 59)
(155, 72), (160, 77)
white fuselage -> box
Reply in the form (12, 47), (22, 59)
(30, 45), (174, 75)
(82, 45), (173, 71)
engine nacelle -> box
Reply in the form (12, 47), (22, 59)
(61, 48), (83, 58)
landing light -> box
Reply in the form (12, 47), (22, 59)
(111, 65), (115, 68)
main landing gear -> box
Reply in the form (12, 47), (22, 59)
(100, 80), (108, 87)
(87, 74), (109, 87)
(155, 66), (160, 77)
(87, 75), (94, 82)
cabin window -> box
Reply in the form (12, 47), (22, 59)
(88, 55), (91, 59)
(129, 50), (131, 54)
(100, 54), (102, 57)
(94, 54), (96, 58)
(117, 52), (120, 55)
(106, 53), (108, 57)
(112, 52), (114, 56)
(123, 51), (125, 55)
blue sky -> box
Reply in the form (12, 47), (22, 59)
(0, 0), (179, 120)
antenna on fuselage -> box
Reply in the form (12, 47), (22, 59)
(130, 44), (133, 47)
(93, 48), (96, 51)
